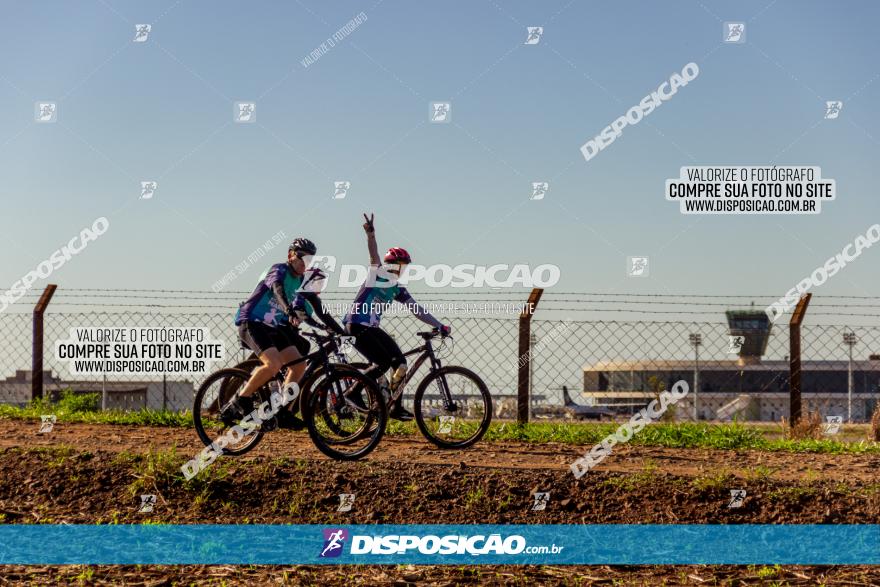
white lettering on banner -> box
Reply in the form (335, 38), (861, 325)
(349, 534), (530, 555)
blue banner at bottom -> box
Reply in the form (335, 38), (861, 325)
(0, 525), (877, 565)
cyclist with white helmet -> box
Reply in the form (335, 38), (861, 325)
(343, 213), (451, 421)
(220, 237), (345, 426)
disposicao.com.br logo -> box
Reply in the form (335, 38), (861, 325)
(319, 529), (563, 558)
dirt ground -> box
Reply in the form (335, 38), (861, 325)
(0, 420), (878, 585)
(2, 419), (878, 483)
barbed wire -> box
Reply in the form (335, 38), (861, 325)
(44, 288), (880, 298)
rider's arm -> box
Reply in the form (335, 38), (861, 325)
(266, 265), (295, 317)
(395, 288), (444, 329)
(296, 291), (345, 334)
(364, 219), (381, 266)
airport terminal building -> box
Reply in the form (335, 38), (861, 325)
(582, 311), (880, 422)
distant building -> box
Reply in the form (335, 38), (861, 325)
(0, 370), (194, 412)
(582, 310), (880, 422)
(582, 359), (880, 421)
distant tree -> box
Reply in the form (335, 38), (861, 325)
(647, 375), (676, 422)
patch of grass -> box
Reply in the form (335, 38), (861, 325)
(768, 486), (818, 502)
(464, 486), (486, 509)
(744, 465), (775, 482)
(756, 565), (782, 579)
(781, 411), (824, 440)
(3, 392), (878, 455)
(691, 470), (734, 492)
(602, 464), (660, 492)
(0, 389), (193, 427)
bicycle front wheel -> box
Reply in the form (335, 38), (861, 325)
(413, 366), (492, 449)
(193, 368), (265, 456)
(302, 365), (386, 461)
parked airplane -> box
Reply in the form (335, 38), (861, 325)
(562, 386), (615, 420)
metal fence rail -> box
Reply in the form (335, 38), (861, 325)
(1, 287), (878, 424)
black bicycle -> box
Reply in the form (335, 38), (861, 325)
(192, 328), (386, 461)
(351, 329), (492, 449)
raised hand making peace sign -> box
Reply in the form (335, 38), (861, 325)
(363, 213), (375, 233)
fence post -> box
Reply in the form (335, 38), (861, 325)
(517, 288), (543, 424)
(32, 284), (58, 401)
(788, 293), (811, 426)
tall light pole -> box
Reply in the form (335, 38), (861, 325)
(689, 333), (702, 420)
(843, 331), (857, 423)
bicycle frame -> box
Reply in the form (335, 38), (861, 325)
(254, 332), (350, 409)
(388, 334), (455, 408)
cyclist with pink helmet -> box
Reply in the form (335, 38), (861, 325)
(343, 213), (451, 421)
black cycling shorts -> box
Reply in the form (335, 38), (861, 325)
(238, 321), (310, 356)
(348, 323), (405, 375)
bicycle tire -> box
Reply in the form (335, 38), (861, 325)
(413, 365), (492, 449)
(302, 365), (386, 461)
(193, 368), (265, 456)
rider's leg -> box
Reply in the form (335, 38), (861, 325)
(360, 327), (411, 420)
(351, 324), (394, 380)
(280, 345), (304, 389)
(241, 347), (283, 397)
(221, 323), (285, 423)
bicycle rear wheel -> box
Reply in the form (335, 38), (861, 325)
(413, 366), (492, 449)
(302, 365), (386, 461)
(193, 368), (265, 456)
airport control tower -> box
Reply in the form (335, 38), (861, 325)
(726, 310), (774, 366)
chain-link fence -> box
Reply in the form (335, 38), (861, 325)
(1, 290), (879, 423)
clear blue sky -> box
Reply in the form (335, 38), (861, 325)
(1, 0), (878, 302)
